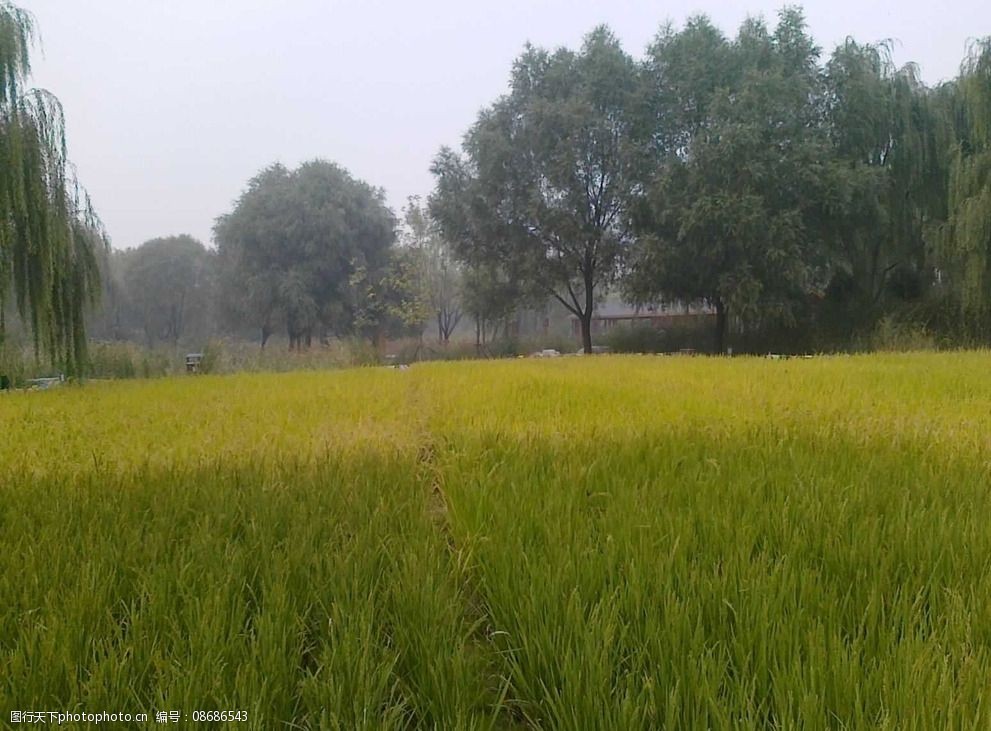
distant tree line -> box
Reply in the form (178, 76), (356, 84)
(88, 165), (448, 351)
(431, 9), (991, 353)
(87, 10), (991, 356)
(7, 2), (990, 367)
(89, 235), (214, 348)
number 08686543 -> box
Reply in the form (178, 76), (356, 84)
(192, 710), (248, 722)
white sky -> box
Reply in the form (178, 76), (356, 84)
(22, 0), (991, 250)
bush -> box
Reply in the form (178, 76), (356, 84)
(176, 338), (357, 374)
(0, 338), (30, 388)
(84, 342), (181, 379)
(87, 342), (140, 379)
(197, 340), (224, 374)
(389, 339), (480, 364)
(603, 326), (668, 354)
(871, 317), (938, 352)
(603, 323), (714, 354)
(340, 337), (382, 367)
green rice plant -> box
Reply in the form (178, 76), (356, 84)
(2, 353), (991, 728)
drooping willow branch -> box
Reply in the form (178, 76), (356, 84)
(0, 1), (106, 374)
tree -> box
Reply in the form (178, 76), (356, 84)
(87, 246), (129, 342)
(0, 1), (105, 373)
(932, 39), (991, 333)
(350, 245), (431, 345)
(214, 161), (396, 349)
(628, 10), (830, 353)
(216, 255), (282, 348)
(817, 40), (950, 333)
(401, 197), (463, 344)
(460, 262), (523, 348)
(431, 27), (641, 353)
(121, 235), (213, 348)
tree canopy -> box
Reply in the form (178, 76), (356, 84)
(120, 235), (213, 348)
(432, 10), (991, 353)
(0, 1), (105, 373)
(932, 40), (991, 332)
(10, 1), (991, 359)
(431, 27), (641, 353)
(214, 160), (397, 349)
(626, 10), (832, 352)
(401, 197), (463, 344)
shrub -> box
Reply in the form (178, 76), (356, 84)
(87, 342), (140, 379)
(603, 323), (715, 354)
(603, 325), (668, 354)
(0, 334), (31, 386)
(871, 316), (938, 352)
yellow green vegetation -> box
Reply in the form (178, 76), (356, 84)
(3, 354), (991, 729)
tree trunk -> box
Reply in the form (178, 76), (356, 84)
(715, 299), (727, 355)
(260, 326), (271, 350)
(581, 269), (595, 354)
(580, 311), (593, 354)
(440, 309), (456, 344)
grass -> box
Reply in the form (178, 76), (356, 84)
(2, 353), (991, 729)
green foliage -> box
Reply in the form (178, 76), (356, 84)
(98, 338), (399, 376)
(348, 250), (430, 344)
(931, 40), (991, 330)
(0, 330), (27, 385)
(603, 325), (669, 354)
(870, 316), (939, 352)
(818, 40), (949, 330)
(426, 14), (989, 353)
(459, 263), (523, 343)
(402, 197), (463, 343)
(0, 1), (105, 374)
(6, 356), (991, 726)
(119, 235), (214, 347)
(196, 339), (224, 374)
(86, 341), (138, 379)
(602, 321), (727, 354)
(431, 27), (641, 353)
(339, 335), (384, 366)
(628, 9), (829, 352)
(84, 342), (171, 379)
(214, 161), (396, 349)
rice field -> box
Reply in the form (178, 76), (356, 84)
(3, 352), (991, 729)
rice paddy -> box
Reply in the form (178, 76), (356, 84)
(3, 353), (991, 729)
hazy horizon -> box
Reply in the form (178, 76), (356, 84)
(24, 0), (991, 250)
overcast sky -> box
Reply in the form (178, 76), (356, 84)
(22, 0), (991, 250)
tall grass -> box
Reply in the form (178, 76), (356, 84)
(3, 353), (991, 728)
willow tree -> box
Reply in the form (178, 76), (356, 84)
(818, 40), (951, 334)
(0, 2), (105, 374)
(933, 39), (991, 333)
